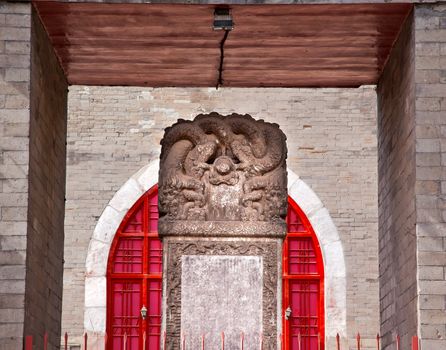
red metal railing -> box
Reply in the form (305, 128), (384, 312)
(24, 331), (421, 350)
(334, 333), (419, 350)
(412, 336), (419, 350)
(25, 335), (33, 350)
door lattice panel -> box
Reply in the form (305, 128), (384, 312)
(107, 187), (162, 350)
(111, 281), (141, 349)
(284, 198), (324, 350)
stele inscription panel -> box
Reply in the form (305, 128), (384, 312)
(181, 255), (263, 349)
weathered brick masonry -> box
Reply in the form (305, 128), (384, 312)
(377, 12), (417, 350)
(64, 86), (379, 348)
(0, 2), (67, 349)
(24, 6), (68, 349)
(378, 5), (446, 350)
(0, 3), (31, 348)
(414, 4), (446, 350)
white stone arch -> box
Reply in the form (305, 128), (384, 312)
(84, 161), (347, 338)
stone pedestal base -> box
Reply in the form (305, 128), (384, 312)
(161, 237), (283, 350)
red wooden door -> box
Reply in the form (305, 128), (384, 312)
(107, 186), (162, 350)
(283, 198), (325, 350)
(106, 187), (324, 349)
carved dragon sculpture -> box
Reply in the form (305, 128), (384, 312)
(159, 112), (287, 222)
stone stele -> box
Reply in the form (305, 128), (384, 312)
(158, 113), (288, 349)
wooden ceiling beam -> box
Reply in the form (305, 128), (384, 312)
(34, 1), (412, 88)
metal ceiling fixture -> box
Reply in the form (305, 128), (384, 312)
(213, 7), (234, 31)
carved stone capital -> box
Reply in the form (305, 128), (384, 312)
(158, 112), (288, 232)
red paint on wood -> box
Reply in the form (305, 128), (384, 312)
(106, 186), (162, 350)
(283, 198), (325, 350)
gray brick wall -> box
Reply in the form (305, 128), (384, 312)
(22, 6), (68, 349)
(377, 12), (417, 350)
(378, 5), (446, 349)
(0, 3), (30, 349)
(64, 85), (379, 347)
(0, 3), (67, 348)
(414, 4), (446, 350)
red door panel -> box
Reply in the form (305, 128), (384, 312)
(110, 281), (142, 350)
(107, 186), (162, 350)
(288, 237), (318, 275)
(284, 198), (324, 350)
(146, 280), (162, 349)
(113, 238), (144, 274)
(148, 239), (162, 274)
(289, 280), (320, 350)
